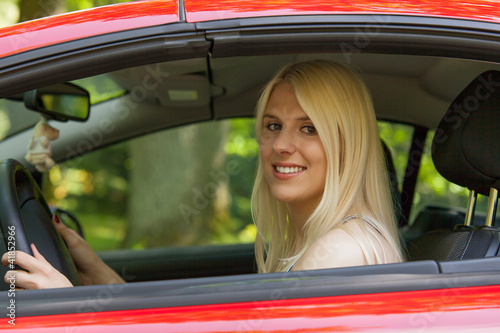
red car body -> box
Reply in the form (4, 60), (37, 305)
(1, 0), (500, 331)
(2, 0), (500, 58)
(4, 285), (500, 331)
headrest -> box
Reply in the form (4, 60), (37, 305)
(432, 70), (500, 196)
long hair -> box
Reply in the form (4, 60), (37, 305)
(252, 60), (404, 273)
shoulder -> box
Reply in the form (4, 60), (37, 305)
(291, 225), (368, 271)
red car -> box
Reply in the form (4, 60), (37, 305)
(1, 0), (500, 331)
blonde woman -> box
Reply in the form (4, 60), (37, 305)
(252, 60), (403, 273)
(2, 60), (403, 289)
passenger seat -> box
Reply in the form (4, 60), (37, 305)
(407, 70), (500, 261)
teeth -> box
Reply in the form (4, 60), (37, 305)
(276, 166), (305, 174)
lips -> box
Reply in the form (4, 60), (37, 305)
(275, 166), (305, 174)
(272, 163), (307, 178)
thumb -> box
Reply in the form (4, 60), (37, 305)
(31, 243), (49, 264)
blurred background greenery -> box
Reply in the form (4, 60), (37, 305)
(0, 0), (129, 28)
(43, 118), (260, 252)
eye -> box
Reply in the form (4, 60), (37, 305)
(266, 123), (281, 131)
(301, 125), (317, 135)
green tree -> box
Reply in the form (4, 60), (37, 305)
(12, 0), (130, 24)
(123, 121), (232, 248)
(18, 0), (66, 22)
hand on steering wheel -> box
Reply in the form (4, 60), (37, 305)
(2, 242), (73, 290)
(0, 159), (80, 287)
(2, 214), (125, 289)
(50, 215), (125, 286)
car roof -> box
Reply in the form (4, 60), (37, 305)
(185, 0), (500, 23)
(0, 0), (179, 58)
(1, 0), (500, 58)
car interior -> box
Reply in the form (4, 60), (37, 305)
(407, 69), (500, 262)
(1, 50), (500, 298)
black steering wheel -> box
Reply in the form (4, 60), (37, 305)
(0, 159), (81, 288)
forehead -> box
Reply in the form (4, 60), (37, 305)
(264, 84), (310, 120)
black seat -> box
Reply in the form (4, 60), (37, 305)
(407, 70), (500, 261)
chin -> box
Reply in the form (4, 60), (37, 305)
(270, 191), (301, 204)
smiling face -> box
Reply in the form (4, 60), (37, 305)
(259, 83), (328, 215)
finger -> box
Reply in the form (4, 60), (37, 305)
(4, 270), (35, 290)
(52, 215), (96, 269)
(4, 270), (17, 285)
(52, 214), (83, 248)
(8, 250), (48, 273)
(31, 244), (49, 264)
(1, 251), (16, 266)
(1, 252), (9, 266)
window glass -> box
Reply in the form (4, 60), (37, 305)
(0, 98), (40, 141)
(72, 75), (126, 105)
(377, 121), (413, 192)
(43, 119), (488, 252)
(0, 74), (125, 143)
(42, 118), (258, 251)
(412, 130), (488, 221)
(377, 122), (488, 224)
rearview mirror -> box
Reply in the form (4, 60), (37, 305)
(24, 83), (90, 122)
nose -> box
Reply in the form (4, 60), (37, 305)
(273, 128), (296, 155)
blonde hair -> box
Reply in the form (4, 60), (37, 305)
(252, 60), (404, 273)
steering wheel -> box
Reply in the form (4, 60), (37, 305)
(0, 159), (81, 287)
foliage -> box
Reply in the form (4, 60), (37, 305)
(74, 75), (126, 104)
(67, 0), (129, 12)
(44, 142), (130, 251)
(412, 131), (489, 220)
(378, 121), (412, 190)
(378, 123), (487, 223)
(44, 118), (259, 251)
(0, 0), (131, 27)
(0, 0), (18, 27)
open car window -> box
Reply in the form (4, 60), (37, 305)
(41, 118), (489, 253)
(42, 118), (258, 252)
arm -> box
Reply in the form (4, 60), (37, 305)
(52, 215), (125, 286)
(2, 215), (125, 290)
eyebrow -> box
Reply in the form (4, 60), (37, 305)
(262, 114), (311, 121)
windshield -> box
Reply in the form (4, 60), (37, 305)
(0, 74), (126, 143)
(0, 98), (40, 140)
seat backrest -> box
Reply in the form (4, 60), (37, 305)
(407, 70), (500, 261)
(408, 226), (500, 261)
(432, 70), (500, 196)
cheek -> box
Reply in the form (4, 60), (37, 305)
(258, 138), (273, 159)
(310, 141), (328, 173)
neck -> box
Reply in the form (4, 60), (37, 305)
(288, 202), (316, 251)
